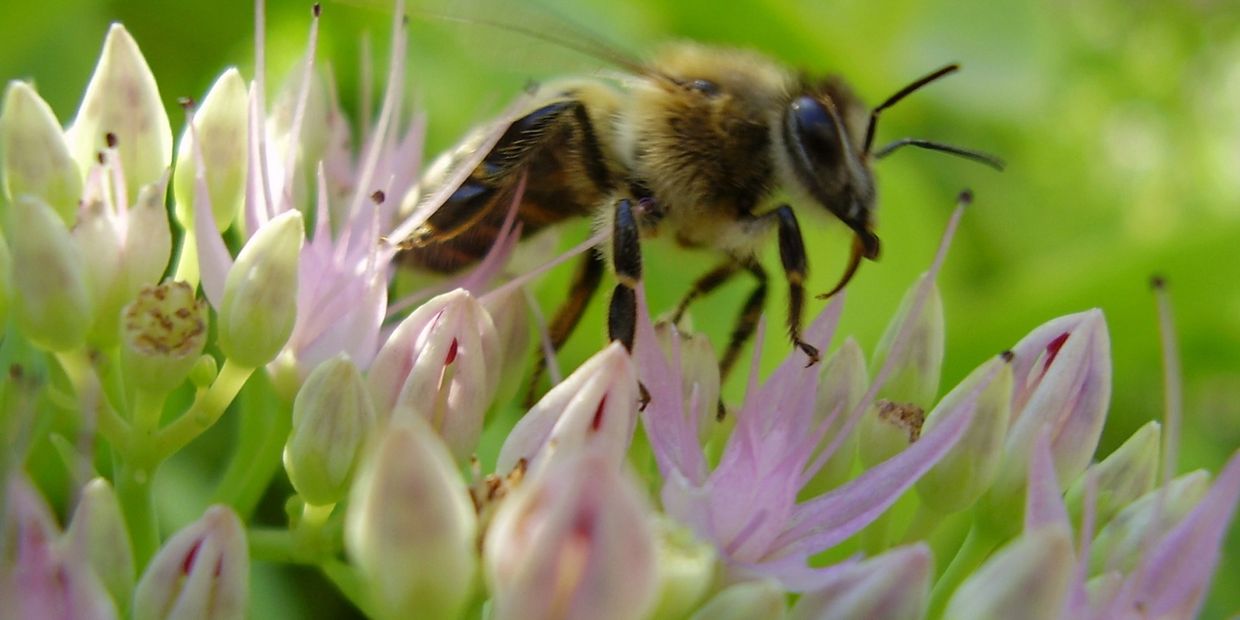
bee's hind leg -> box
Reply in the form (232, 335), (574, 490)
(671, 261), (743, 325)
(522, 251), (605, 407)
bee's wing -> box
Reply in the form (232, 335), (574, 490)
(339, 0), (658, 79)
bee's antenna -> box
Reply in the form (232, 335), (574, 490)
(863, 63), (960, 155)
(873, 138), (1006, 171)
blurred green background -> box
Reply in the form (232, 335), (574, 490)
(3, 0), (1237, 616)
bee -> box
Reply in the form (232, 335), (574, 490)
(394, 7), (1003, 400)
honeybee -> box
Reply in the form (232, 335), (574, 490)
(394, 6), (1003, 400)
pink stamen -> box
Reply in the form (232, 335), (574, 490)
(1042, 332), (1070, 373)
(445, 338), (459, 365)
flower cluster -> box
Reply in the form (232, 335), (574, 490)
(1, 3), (1236, 620)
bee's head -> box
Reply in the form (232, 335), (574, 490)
(784, 65), (1004, 298)
(782, 81), (880, 264)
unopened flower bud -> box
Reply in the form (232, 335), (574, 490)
(1, 81), (81, 223)
(174, 68), (248, 233)
(120, 282), (207, 394)
(1065, 420), (1160, 531)
(217, 211), (303, 367)
(64, 478), (134, 607)
(0, 234), (10, 328)
(790, 544), (932, 620)
(368, 288), (501, 461)
(649, 519), (717, 620)
(688, 580), (786, 620)
(122, 176), (173, 293)
(859, 399), (927, 467)
(66, 24), (171, 204)
(497, 342), (639, 473)
(266, 61), (328, 211)
(859, 279), (944, 467)
(5, 476), (118, 620)
(285, 355), (376, 507)
(872, 277), (945, 408)
(485, 452), (658, 620)
(984, 310), (1111, 525)
(132, 505), (248, 620)
(1088, 470), (1210, 574)
(944, 525), (1075, 620)
(916, 355), (1013, 514)
(4, 195), (92, 351)
(654, 322), (721, 445)
(346, 415), (477, 620)
(802, 338), (869, 495)
(189, 354), (218, 388)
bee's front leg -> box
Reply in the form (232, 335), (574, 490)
(771, 204), (821, 366)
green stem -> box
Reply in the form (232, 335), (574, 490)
(132, 388), (166, 437)
(116, 456), (159, 570)
(927, 523), (999, 619)
(211, 371), (291, 518)
(155, 359), (254, 461)
(320, 560), (377, 618)
(53, 350), (130, 449)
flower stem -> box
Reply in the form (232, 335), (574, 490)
(211, 371), (291, 517)
(52, 350), (130, 449)
(320, 560), (377, 618)
(927, 523), (999, 619)
(116, 455), (159, 570)
(155, 358), (254, 461)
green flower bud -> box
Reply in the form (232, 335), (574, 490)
(64, 478), (134, 608)
(66, 24), (171, 204)
(174, 68), (248, 233)
(860, 278), (944, 467)
(1065, 420), (1161, 533)
(0, 81), (81, 223)
(285, 355), (376, 507)
(945, 525), (1075, 620)
(688, 580), (786, 620)
(1088, 470), (1210, 574)
(0, 233), (10, 328)
(133, 505), (248, 620)
(872, 277), (945, 408)
(346, 415), (477, 620)
(649, 519), (717, 620)
(4, 195), (92, 351)
(916, 355), (1013, 514)
(77, 176), (171, 347)
(189, 354), (218, 388)
(654, 322), (721, 446)
(217, 211), (303, 367)
(802, 338), (869, 496)
(120, 282), (208, 395)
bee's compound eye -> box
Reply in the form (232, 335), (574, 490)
(789, 96), (844, 166)
(686, 79), (719, 96)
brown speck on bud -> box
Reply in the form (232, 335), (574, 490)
(9, 364), (23, 380)
(370, 190), (386, 204)
(124, 283), (205, 356)
(1150, 274), (1167, 290)
(121, 282), (210, 393)
(1000, 349), (1015, 363)
(312, 3), (321, 17)
(96, 152), (107, 165)
(104, 132), (118, 148)
(875, 399), (926, 443)
(957, 189), (974, 206)
(178, 96), (196, 110)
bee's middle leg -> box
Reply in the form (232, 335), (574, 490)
(671, 261), (742, 325)
(608, 197), (642, 351)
